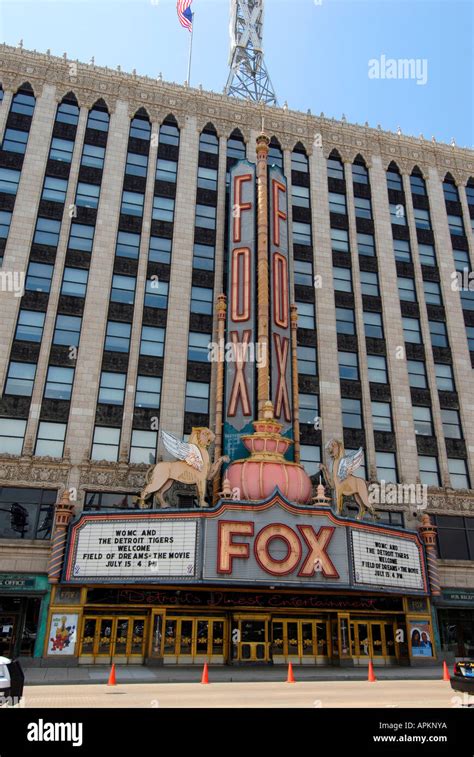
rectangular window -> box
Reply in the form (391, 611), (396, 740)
(50, 137), (74, 163)
(367, 354), (388, 383)
(443, 182), (459, 202)
(403, 317), (421, 344)
(360, 270), (379, 297)
(300, 445), (322, 477)
(390, 203), (406, 225)
(159, 123), (180, 147)
(410, 175), (426, 195)
(41, 176), (67, 204)
(5, 361), (36, 396)
(2, 128), (28, 154)
(292, 185), (310, 208)
(328, 192), (346, 215)
(386, 171), (403, 191)
(336, 307), (355, 335)
(116, 231), (140, 259)
(429, 320), (448, 348)
(111, 274), (136, 305)
(185, 381), (209, 414)
(357, 233), (375, 257)
(398, 276), (416, 302)
(393, 238), (411, 262)
(460, 290), (474, 311)
(61, 267), (88, 298)
(434, 515), (472, 560)
(419, 455), (440, 486)
(53, 314), (82, 347)
(44, 366), (74, 401)
(413, 406), (434, 436)
(135, 376), (161, 409)
(376, 451), (397, 483)
(25, 262), (53, 292)
(125, 151), (148, 177)
(407, 360), (427, 389)
(297, 301), (315, 329)
(333, 266), (352, 293)
(149, 236), (172, 265)
(466, 185), (474, 205)
(297, 345), (317, 375)
(15, 310), (45, 343)
(121, 191), (144, 217)
(363, 311), (383, 339)
(294, 259), (313, 286)
(354, 196), (372, 219)
(435, 363), (454, 392)
(193, 242), (214, 271)
(140, 326), (164, 357)
(191, 286), (213, 315)
(156, 159), (178, 183)
(331, 228), (349, 253)
(453, 249), (469, 272)
(0, 418), (26, 455)
(76, 182), (100, 209)
(91, 426), (120, 462)
(292, 222), (312, 246)
(199, 132), (218, 154)
(338, 351), (359, 380)
(130, 430), (157, 465)
(33, 218), (61, 248)
(99, 371), (126, 405)
(423, 280), (442, 305)
(414, 208), (431, 230)
(87, 108), (109, 132)
(299, 393), (319, 425)
(195, 204), (216, 230)
(105, 321), (131, 353)
(35, 422), (66, 457)
(352, 163), (368, 184)
(327, 158), (344, 180)
(68, 222), (94, 252)
(418, 243), (436, 266)
(81, 143), (105, 169)
(188, 332), (211, 362)
(145, 279), (169, 309)
(372, 401), (392, 432)
(341, 397), (362, 429)
(152, 196), (175, 222)
(130, 117), (151, 141)
(291, 152), (308, 173)
(441, 409), (462, 439)
(0, 167), (20, 195)
(448, 459), (470, 489)
(447, 214), (464, 236)
(197, 166), (218, 191)
(0, 209), (12, 239)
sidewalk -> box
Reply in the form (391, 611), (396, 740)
(23, 664), (445, 686)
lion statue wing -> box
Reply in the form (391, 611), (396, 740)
(338, 447), (364, 481)
(161, 430), (204, 472)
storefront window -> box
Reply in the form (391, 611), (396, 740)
(0, 487), (56, 539)
(433, 516), (474, 560)
(212, 622), (224, 656)
(439, 609), (474, 657)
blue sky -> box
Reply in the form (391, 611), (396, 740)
(0, 0), (472, 146)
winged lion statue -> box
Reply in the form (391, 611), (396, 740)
(138, 427), (229, 508)
(320, 439), (377, 520)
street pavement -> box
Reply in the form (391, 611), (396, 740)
(13, 680), (472, 708)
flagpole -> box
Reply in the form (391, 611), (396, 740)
(187, 12), (194, 86)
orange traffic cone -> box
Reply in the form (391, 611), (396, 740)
(368, 660), (377, 682)
(107, 663), (116, 686)
(286, 662), (295, 683)
(442, 661), (450, 682)
(201, 663), (209, 684)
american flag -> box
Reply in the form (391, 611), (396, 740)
(177, 0), (193, 32)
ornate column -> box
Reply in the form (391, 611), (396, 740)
(48, 490), (76, 584)
(418, 513), (441, 596)
(256, 132), (271, 416)
(290, 304), (301, 463)
(213, 293), (227, 503)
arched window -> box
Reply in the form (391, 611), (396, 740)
(327, 149), (344, 181)
(56, 94), (79, 126)
(87, 99), (109, 132)
(227, 128), (246, 160)
(410, 167), (426, 196)
(199, 123), (219, 155)
(268, 136), (283, 169)
(386, 161), (403, 191)
(159, 114), (180, 147)
(352, 154), (368, 185)
(443, 172), (459, 203)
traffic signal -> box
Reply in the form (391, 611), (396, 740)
(10, 503), (28, 537)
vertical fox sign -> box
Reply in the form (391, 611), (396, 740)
(269, 166), (293, 448)
(224, 162), (257, 461)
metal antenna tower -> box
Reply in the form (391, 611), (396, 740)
(225, 0), (277, 106)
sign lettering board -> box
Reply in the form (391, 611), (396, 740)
(351, 530), (425, 591)
(64, 515), (198, 583)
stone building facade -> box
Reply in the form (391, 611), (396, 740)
(0, 44), (473, 660)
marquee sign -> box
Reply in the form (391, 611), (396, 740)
(63, 514), (198, 583)
(224, 161), (257, 462)
(351, 530), (424, 591)
(269, 166), (292, 441)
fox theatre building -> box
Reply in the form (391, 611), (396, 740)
(44, 491), (435, 667)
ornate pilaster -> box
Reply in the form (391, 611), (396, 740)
(418, 513), (441, 596)
(213, 294), (227, 503)
(290, 304), (301, 463)
(48, 490), (76, 584)
(256, 132), (271, 416)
